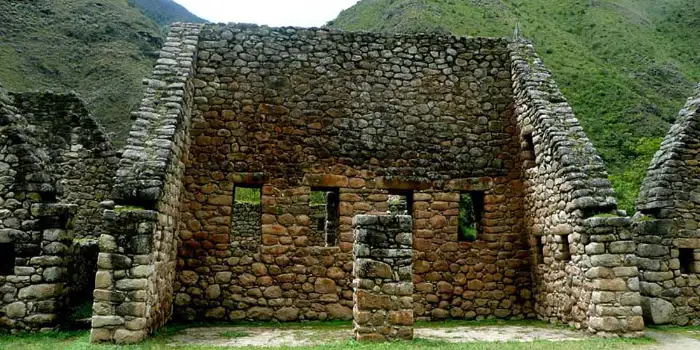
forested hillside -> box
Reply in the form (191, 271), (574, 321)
(0, 0), (203, 145)
(331, 0), (700, 212)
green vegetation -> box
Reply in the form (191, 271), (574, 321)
(128, 0), (206, 27)
(331, 0), (700, 213)
(218, 330), (249, 338)
(458, 193), (478, 242)
(310, 191), (327, 205)
(0, 0), (202, 147)
(234, 187), (262, 204)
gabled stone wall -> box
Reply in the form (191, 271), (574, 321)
(635, 84), (700, 325)
(510, 39), (642, 335)
(0, 84), (80, 332)
(90, 22), (201, 343)
(10, 92), (118, 239)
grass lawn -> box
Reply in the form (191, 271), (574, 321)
(0, 320), (658, 350)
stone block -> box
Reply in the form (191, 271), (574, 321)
(641, 297), (674, 325)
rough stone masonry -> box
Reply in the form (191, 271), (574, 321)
(82, 22), (647, 343)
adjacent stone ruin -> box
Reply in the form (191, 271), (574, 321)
(0, 82), (118, 332)
(82, 22), (649, 343)
(635, 84), (700, 326)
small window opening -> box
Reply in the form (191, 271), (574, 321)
(458, 192), (484, 242)
(679, 248), (695, 274)
(0, 243), (15, 275)
(557, 235), (571, 261)
(311, 188), (340, 246)
(523, 133), (536, 169)
(231, 185), (262, 241)
(387, 190), (413, 216)
(536, 238), (545, 265)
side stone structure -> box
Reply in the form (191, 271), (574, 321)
(353, 215), (413, 341)
(90, 23), (644, 342)
(510, 39), (643, 335)
(90, 23), (201, 343)
(0, 83), (80, 331)
(635, 84), (700, 326)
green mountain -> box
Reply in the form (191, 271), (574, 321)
(128, 0), (206, 26)
(331, 0), (700, 213)
(0, 0), (203, 146)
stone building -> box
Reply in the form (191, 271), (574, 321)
(0, 82), (119, 331)
(86, 22), (647, 343)
(635, 84), (700, 325)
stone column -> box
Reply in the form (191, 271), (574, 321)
(352, 215), (413, 341)
(91, 208), (156, 344)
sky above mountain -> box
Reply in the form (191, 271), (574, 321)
(173, 0), (360, 27)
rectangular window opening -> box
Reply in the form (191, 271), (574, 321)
(523, 133), (537, 169)
(311, 188), (340, 247)
(558, 235), (571, 261)
(458, 192), (484, 242)
(387, 190), (413, 216)
(231, 185), (262, 246)
(679, 248), (695, 274)
(0, 243), (15, 275)
(536, 238), (545, 265)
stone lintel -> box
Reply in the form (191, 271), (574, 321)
(229, 172), (266, 185)
(673, 238), (700, 249)
(445, 177), (494, 192)
(375, 177), (432, 191)
(303, 174), (349, 188)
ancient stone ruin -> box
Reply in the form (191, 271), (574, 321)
(0, 81), (118, 331)
(81, 22), (645, 343)
(12, 21), (698, 342)
(635, 84), (700, 325)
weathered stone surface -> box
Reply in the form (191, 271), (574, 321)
(641, 297), (675, 325)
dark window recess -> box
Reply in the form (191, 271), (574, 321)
(679, 248), (695, 274)
(523, 133), (536, 169)
(388, 190), (413, 216)
(536, 238), (545, 265)
(558, 235), (571, 261)
(458, 192), (484, 242)
(311, 188), (340, 246)
(0, 243), (15, 275)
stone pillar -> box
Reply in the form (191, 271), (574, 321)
(90, 208), (156, 344)
(352, 215), (413, 341)
(582, 217), (644, 335)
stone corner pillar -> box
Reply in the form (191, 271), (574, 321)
(352, 214), (413, 342)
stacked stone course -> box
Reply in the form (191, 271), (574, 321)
(353, 215), (414, 341)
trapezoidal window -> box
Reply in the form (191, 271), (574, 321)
(387, 190), (413, 216)
(523, 133), (537, 169)
(679, 248), (696, 274)
(0, 243), (15, 275)
(458, 192), (484, 242)
(231, 185), (262, 250)
(310, 188), (340, 247)
(535, 237), (545, 265)
(557, 235), (571, 261)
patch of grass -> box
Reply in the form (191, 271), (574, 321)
(219, 330), (249, 338)
(234, 187), (261, 204)
(647, 324), (700, 340)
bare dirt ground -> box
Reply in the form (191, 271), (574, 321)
(168, 325), (590, 347)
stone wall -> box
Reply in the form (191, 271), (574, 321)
(90, 22), (201, 344)
(0, 83), (81, 332)
(353, 215), (413, 341)
(84, 23), (646, 342)
(510, 39), (643, 335)
(635, 84), (700, 325)
(175, 23), (534, 324)
(230, 202), (261, 251)
(10, 92), (118, 239)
